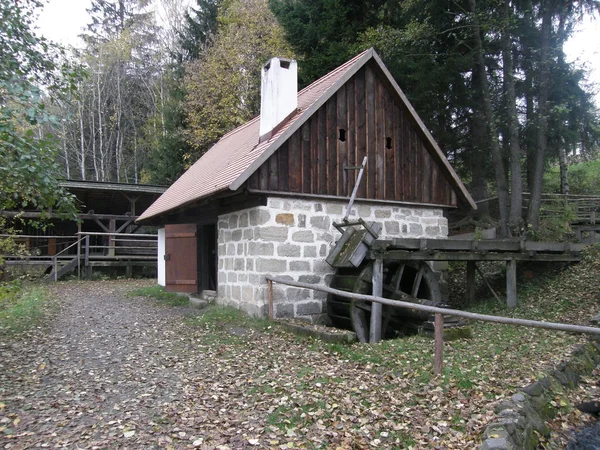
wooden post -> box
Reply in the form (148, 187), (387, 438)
(48, 238), (57, 256)
(434, 313), (444, 376)
(466, 261), (476, 306)
(84, 235), (90, 279)
(506, 259), (517, 309)
(108, 219), (116, 257)
(370, 258), (383, 343)
(268, 279), (274, 319)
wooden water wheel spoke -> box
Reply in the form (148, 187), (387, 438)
(410, 265), (425, 298)
(390, 263), (404, 292)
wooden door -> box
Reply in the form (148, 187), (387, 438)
(165, 223), (197, 293)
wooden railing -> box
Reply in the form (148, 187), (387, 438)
(266, 276), (600, 376)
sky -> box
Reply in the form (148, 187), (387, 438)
(36, 0), (600, 104)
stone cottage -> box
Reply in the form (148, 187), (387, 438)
(137, 48), (476, 321)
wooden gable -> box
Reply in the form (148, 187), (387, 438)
(246, 60), (458, 207)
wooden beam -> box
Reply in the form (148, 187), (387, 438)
(374, 250), (581, 263)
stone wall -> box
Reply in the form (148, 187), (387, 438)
(217, 197), (448, 320)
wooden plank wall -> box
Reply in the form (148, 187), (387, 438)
(247, 62), (458, 207)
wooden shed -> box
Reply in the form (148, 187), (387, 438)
(138, 48), (475, 320)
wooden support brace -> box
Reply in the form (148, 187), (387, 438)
(370, 258), (383, 343)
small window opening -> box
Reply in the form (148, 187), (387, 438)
(386, 137), (392, 149)
(280, 60), (291, 69)
(339, 128), (347, 142)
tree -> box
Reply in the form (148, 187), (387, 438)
(0, 0), (76, 219)
(183, 0), (294, 159)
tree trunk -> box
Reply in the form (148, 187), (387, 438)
(502, 0), (523, 233)
(527, 1), (552, 230)
(559, 141), (570, 195)
(469, 0), (510, 237)
(77, 90), (86, 180)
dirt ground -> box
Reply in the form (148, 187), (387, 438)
(1, 279), (598, 449)
(0, 280), (216, 449)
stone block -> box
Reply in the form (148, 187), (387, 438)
(257, 226), (289, 242)
(295, 301), (322, 315)
(479, 437), (515, 450)
(249, 209), (271, 226)
(282, 201), (292, 211)
(319, 244), (327, 257)
(276, 213), (295, 226)
(234, 258), (244, 270)
(292, 230), (314, 242)
(299, 275), (321, 284)
(218, 285), (226, 298)
(292, 201), (312, 211)
(286, 288), (311, 301)
(256, 258), (287, 273)
(242, 286), (254, 301)
(375, 209), (391, 218)
(298, 214), (306, 228)
(326, 203), (344, 215)
(303, 245), (317, 258)
(402, 224), (408, 233)
(317, 232), (334, 243)
(232, 230), (243, 241)
(409, 223), (423, 236)
(269, 198), (283, 209)
(246, 259), (254, 271)
(277, 244), (301, 257)
(275, 302), (294, 318)
(425, 225), (441, 236)
(290, 260), (311, 271)
(226, 243), (236, 256)
(218, 220), (229, 230)
(229, 214), (239, 229)
(385, 221), (400, 234)
(225, 258), (233, 270)
(228, 272), (238, 282)
(314, 203), (323, 212)
(237, 243), (244, 255)
(249, 242), (274, 256)
(357, 205), (371, 217)
(239, 212), (249, 227)
(232, 285), (241, 301)
(249, 273), (261, 284)
(238, 273), (248, 282)
(523, 381), (545, 397)
(310, 216), (331, 230)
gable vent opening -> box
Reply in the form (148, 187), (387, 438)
(339, 128), (346, 142)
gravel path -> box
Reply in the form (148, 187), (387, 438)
(0, 280), (227, 449)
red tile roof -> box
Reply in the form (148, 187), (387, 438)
(138, 49), (474, 223)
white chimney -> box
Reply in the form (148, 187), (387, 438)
(259, 57), (298, 141)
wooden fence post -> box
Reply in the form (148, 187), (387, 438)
(506, 259), (517, 309)
(434, 313), (444, 376)
(370, 258), (383, 343)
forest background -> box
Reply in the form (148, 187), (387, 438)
(3, 0), (600, 236)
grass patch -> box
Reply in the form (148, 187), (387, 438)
(127, 285), (189, 306)
(188, 305), (272, 331)
(0, 284), (55, 334)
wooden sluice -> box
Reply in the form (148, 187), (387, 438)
(325, 221), (585, 343)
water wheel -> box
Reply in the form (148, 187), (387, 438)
(327, 260), (442, 342)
